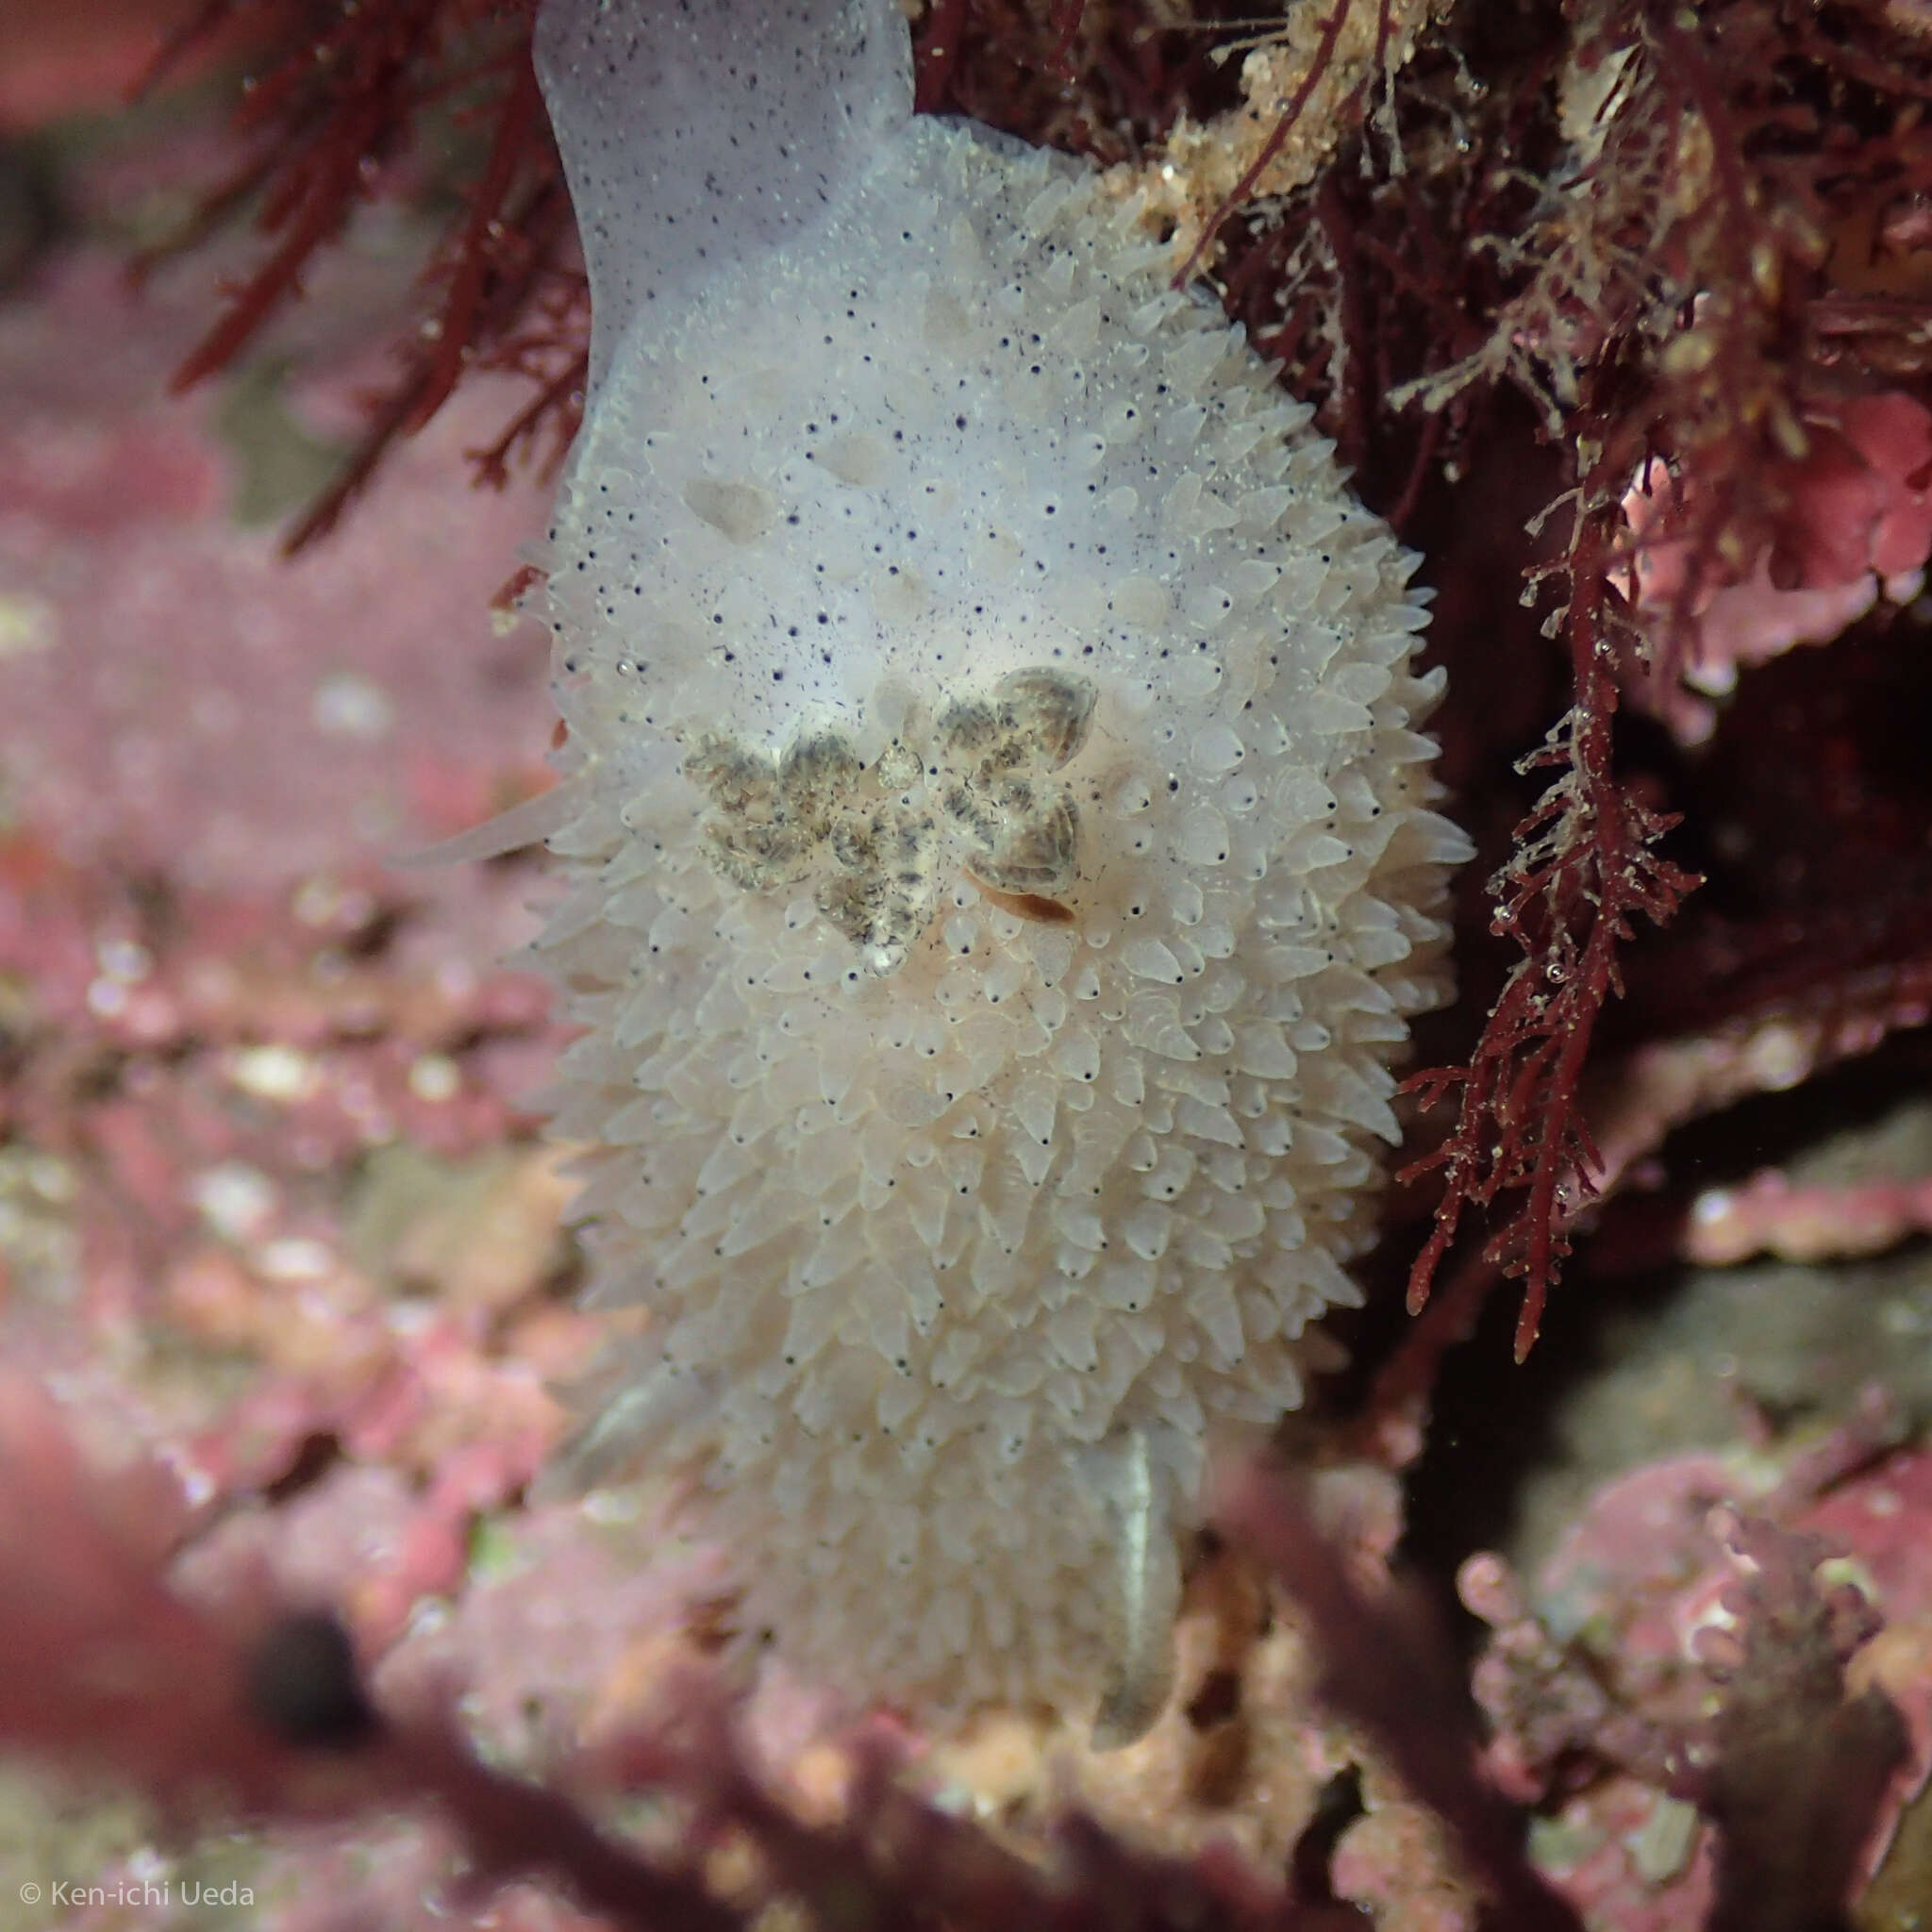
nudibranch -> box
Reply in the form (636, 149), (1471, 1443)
(519, 0), (1471, 1739)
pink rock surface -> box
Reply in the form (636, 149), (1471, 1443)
(0, 242), (554, 895)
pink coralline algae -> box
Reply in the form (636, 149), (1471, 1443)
(0, 248), (556, 891)
(1621, 391), (1932, 744)
(0, 1382), (1529, 1932)
(1462, 1442), (1932, 1932)
(1683, 1167), (1932, 1268)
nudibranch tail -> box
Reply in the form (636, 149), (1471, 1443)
(1085, 1426), (1185, 1750)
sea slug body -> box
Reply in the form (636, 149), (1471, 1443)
(525, 0), (1472, 1734)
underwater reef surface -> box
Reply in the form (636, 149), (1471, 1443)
(1, 5), (1932, 1931)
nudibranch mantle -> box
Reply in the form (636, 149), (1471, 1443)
(527, 0), (1470, 1738)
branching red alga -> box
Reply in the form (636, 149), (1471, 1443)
(137, 0), (584, 552)
(1400, 497), (1700, 1357)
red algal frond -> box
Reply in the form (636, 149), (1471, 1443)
(1042, 0), (1089, 82)
(1588, 16), (1930, 728)
(1173, 0), (1373, 288)
(911, 0), (1226, 157)
(138, 0), (583, 553)
(1401, 500), (1700, 1360)
(460, 266), (589, 493)
(1356, 0), (1932, 1347)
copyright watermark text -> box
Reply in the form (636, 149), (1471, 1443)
(21, 1878), (255, 1907)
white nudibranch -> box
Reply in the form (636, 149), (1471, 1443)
(525, 0), (1473, 1736)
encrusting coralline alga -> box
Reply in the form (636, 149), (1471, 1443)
(504, 0), (1472, 1740)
